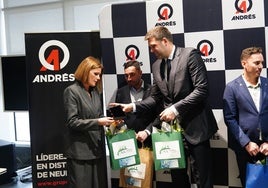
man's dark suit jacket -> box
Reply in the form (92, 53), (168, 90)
(136, 47), (218, 145)
(114, 82), (159, 147)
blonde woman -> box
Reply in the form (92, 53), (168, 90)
(63, 56), (114, 188)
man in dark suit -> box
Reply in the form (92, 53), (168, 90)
(109, 60), (158, 188)
(223, 47), (268, 187)
(109, 60), (158, 148)
(115, 26), (218, 188)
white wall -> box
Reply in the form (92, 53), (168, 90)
(0, 0), (143, 142)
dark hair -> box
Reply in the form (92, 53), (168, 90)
(240, 47), (263, 61)
(123, 60), (142, 70)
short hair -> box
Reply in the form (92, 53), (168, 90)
(240, 47), (263, 61)
(74, 56), (103, 92)
(145, 26), (173, 42)
(123, 60), (142, 70)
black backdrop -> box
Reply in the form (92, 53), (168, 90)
(25, 32), (103, 188)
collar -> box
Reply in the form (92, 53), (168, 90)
(242, 75), (261, 88)
(168, 45), (176, 60)
(130, 79), (144, 92)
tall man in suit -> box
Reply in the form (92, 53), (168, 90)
(114, 26), (218, 188)
(223, 46), (268, 187)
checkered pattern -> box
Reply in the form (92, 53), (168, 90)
(99, 0), (268, 187)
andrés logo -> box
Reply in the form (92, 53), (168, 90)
(197, 40), (216, 63)
(155, 3), (176, 27)
(39, 40), (69, 71)
(197, 40), (213, 57)
(125, 45), (140, 61)
(158, 4), (173, 21)
(32, 40), (75, 83)
(235, 0), (252, 13)
(232, 0), (255, 20)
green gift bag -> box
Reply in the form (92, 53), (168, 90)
(152, 121), (186, 170)
(106, 130), (140, 170)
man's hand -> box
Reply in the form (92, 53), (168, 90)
(109, 103), (134, 113)
(159, 107), (176, 122)
(260, 142), (268, 156)
(245, 142), (260, 156)
(136, 131), (148, 143)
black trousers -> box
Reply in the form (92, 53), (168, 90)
(67, 158), (107, 188)
(171, 140), (213, 188)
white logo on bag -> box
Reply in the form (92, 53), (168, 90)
(112, 138), (136, 159)
(155, 140), (181, 159)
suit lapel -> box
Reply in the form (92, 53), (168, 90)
(124, 86), (132, 103)
(153, 47), (183, 100)
(80, 86), (99, 117)
(143, 83), (151, 99)
(152, 59), (169, 97)
(236, 76), (258, 112)
(168, 48), (182, 95)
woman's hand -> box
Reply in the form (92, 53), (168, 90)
(98, 117), (114, 126)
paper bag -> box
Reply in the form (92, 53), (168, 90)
(119, 148), (154, 188)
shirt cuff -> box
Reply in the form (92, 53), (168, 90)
(144, 129), (151, 136)
(170, 105), (179, 116)
(132, 103), (136, 112)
